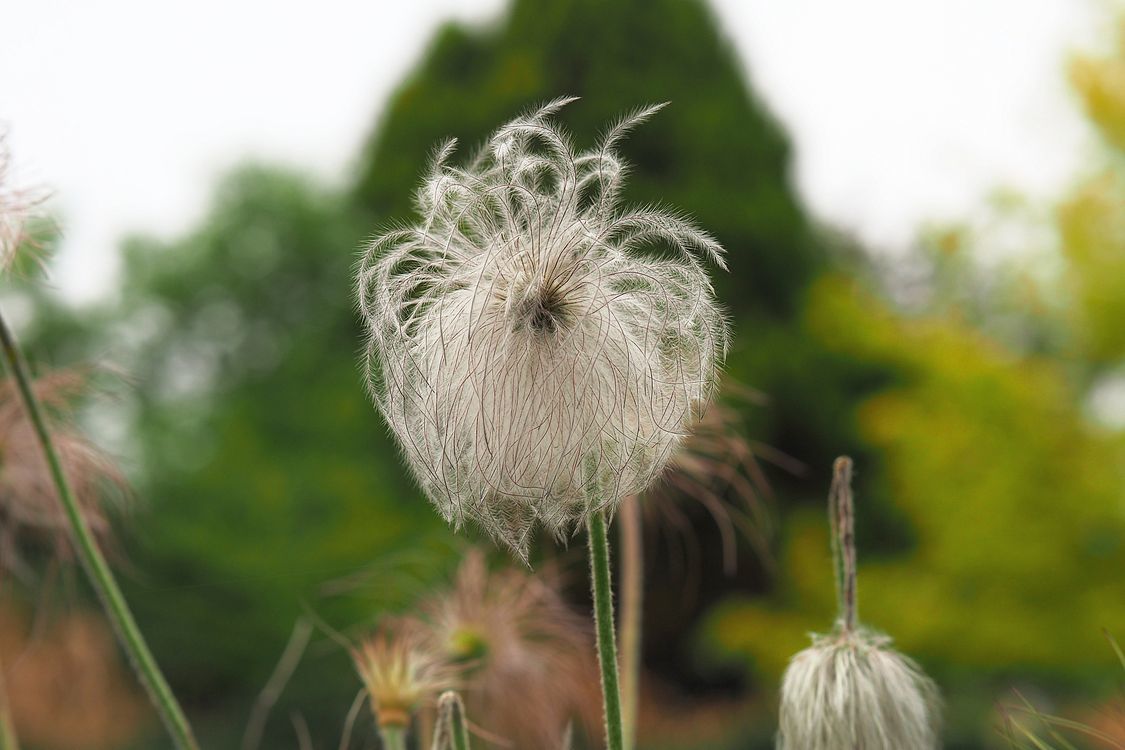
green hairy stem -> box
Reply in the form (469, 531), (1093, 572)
(380, 725), (407, 750)
(0, 687), (18, 750)
(588, 509), (625, 750)
(0, 718), (16, 750)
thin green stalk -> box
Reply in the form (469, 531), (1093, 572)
(0, 714), (16, 750)
(0, 665), (19, 750)
(0, 308), (198, 750)
(379, 726), (407, 750)
(618, 495), (643, 749)
(587, 509), (624, 750)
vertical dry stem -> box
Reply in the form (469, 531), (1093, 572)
(618, 495), (643, 748)
(830, 456), (857, 632)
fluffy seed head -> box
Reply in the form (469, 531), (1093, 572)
(358, 97), (729, 555)
(351, 621), (457, 729)
(777, 627), (941, 750)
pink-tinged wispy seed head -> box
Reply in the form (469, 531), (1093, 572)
(358, 98), (729, 556)
(419, 549), (600, 748)
(642, 381), (779, 575)
(0, 369), (127, 579)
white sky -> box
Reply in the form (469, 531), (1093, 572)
(0, 0), (1109, 302)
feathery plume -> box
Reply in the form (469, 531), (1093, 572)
(0, 369), (126, 579)
(357, 98), (728, 556)
(0, 133), (48, 272)
(419, 549), (599, 749)
(777, 457), (941, 750)
(642, 381), (778, 574)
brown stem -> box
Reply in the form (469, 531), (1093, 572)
(830, 457), (857, 633)
(618, 495), (643, 749)
(243, 617), (313, 750)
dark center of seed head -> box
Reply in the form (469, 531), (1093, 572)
(522, 287), (567, 334)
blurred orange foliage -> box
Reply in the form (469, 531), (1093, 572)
(0, 608), (148, 749)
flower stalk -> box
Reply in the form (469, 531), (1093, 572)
(0, 666), (18, 750)
(829, 456), (858, 632)
(588, 510), (625, 750)
(618, 495), (643, 749)
(379, 725), (407, 750)
(0, 715), (15, 750)
(0, 308), (198, 750)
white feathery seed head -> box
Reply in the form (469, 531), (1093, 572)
(777, 627), (941, 750)
(357, 97), (728, 556)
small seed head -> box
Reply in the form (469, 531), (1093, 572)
(351, 622), (456, 729)
(777, 627), (941, 750)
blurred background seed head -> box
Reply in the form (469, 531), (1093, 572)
(0, 367), (128, 581)
(416, 550), (602, 749)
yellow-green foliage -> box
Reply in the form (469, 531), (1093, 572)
(712, 17), (1125, 686)
(711, 276), (1125, 679)
(1062, 23), (1125, 362)
(1069, 20), (1125, 153)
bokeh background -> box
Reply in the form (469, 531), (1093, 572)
(2, 0), (1125, 747)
